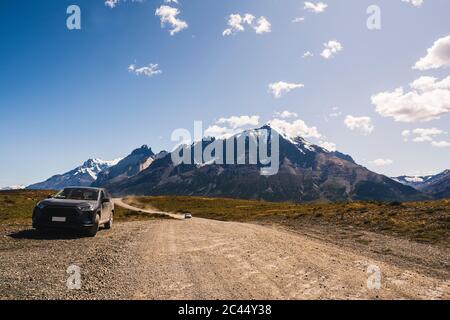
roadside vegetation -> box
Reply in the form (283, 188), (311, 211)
(1, 190), (448, 246)
(124, 196), (450, 247)
(0, 190), (170, 224)
(0, 190), (52, 223)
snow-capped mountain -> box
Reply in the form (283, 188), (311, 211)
(393, 170), (450, 199)
(100, 125), (425, 202)
(0, 185), (26, 191)
(26, 158), (121, 190)
(392, 175), (435, 189)
(92, 145), (165, 189)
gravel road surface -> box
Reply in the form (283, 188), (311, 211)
(0, 202), (448, 300)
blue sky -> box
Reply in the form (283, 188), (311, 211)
(0, 0), (449, 186)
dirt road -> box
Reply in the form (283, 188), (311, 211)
(112, 198), (184, 220)
(0, 202), (448, 300)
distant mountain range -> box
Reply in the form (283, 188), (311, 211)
(392, 170), (450, 199)
(96, 125), (427, 202)
(26, 158), (121, 190)
(0, 185), (25, 191)
(23, 126), (449, 202)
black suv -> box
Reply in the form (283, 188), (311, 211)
(32, 187), (114, 237)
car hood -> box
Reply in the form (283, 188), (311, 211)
(38, 198), (98, 208)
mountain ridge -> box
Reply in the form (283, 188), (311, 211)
(99, 126), (426, 202)
(26, 158), (121, 190)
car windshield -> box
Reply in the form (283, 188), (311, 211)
(54, 188), (99, 201)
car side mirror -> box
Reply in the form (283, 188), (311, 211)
(47, 195), (53, 199)
(102, 198), (110, 203)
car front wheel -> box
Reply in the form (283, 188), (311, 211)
(85, 213), (100, 237)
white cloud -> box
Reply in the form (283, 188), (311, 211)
(274, 110), (298, 119)
(344, 115), (374, 135)
(413, 35), (450, 70)
(319, 141), (337, 152)
(204, 125), (236, 139)
(320, 40), (343, 59)
(302, 51), (314, 58)
(431, 140), (450, 148)
(253, 16), (271, 34)
(204, 115), (259, 139)
(155, 5), (188, 36)
(105, 0), (142, 9)
(401, 0), (424, 7)
(268, 81), (304, 98)
(401, 129), (411, 142)
(292, 17), (305, 23)
(402, 128), (450, 148)
(128, 63), (162, 77)
(410, 128), (443, 142)
(164, 0), (179, 4)
(223, 14), (271, 36)
(217, 115), (260, 129)
(105, 0), (118, 8)
(304, 2), (328, 13)
(222, 13), (254, 36)
(269, 118), (322, 139)
(371, 75), (450, 122)
(371, 159), (394, 167)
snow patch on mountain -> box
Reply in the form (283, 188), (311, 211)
(0, 185), (26, 191)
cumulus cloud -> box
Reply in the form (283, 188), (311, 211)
(413, 35), (450, 70)
(253, 16), (272, 34)
(128, 63), (162, 77)
(370, 159), (394, 167)
(204, 125), (235, 139)
(105, 0), (142, 9)
(304, 2), (328, 13)
(268, 81), (304, 98)
(269, 118), (322, 139)
(205, 115), (260, 139)
(402, 128), (450, 148)
(269, 117), (336, 152)
(217, 115), (260, 129)
(269, 116), (337, 152)
(320, 40), (343, 59)
(344, 115), (374, 135)
(274, 111), (298, 119)
(319, 141), (337, 152)
(401, 0), (424, 7)
(371, 75), (450, 122)
(223, 14), (271, 36)
(302, 51), (314, 58)
(431, 140), (450, 148)
(155, 5), (188, 35)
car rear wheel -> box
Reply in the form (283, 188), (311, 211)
(104, 212), (113, 230)
(85, 213), (100, 237)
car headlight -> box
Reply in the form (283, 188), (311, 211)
(79, 205), (95, 212)
(37, 202), (46, 209)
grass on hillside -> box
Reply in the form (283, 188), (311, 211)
(0, 190), (170, 224)
(124, 196), (450, 246)
(0, 190), (53, 223)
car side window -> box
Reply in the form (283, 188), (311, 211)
(100, 191), (106, 200)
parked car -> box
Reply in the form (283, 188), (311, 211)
(32, 187), (114, 237)
(184, 213), (192, 219)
